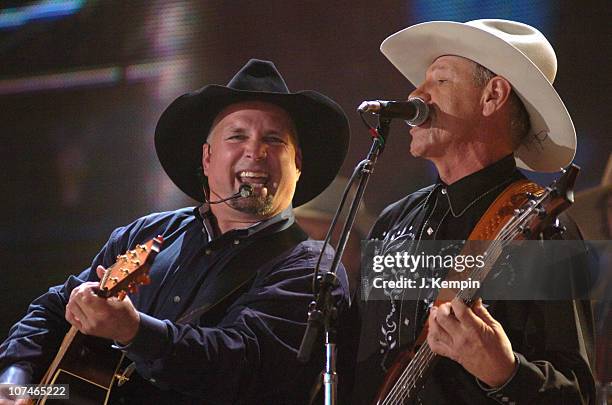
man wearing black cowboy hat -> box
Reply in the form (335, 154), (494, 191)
(350, 20), (595, 404)
(0, 59), (351, 404)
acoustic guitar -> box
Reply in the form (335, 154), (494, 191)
(373, 165), (579, 405)
(28, 236), (163, 405)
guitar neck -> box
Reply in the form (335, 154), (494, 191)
(39, 326), (79, 387)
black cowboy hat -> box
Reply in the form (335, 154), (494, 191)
(155, 59), (350, 207)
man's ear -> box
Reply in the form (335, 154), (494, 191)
(202, 143), (211, 176)
(481, 76), (512, 117)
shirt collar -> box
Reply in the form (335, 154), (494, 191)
(437, 154), (518, 214)
(193, 204), (295, 243)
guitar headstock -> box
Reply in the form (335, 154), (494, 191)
(516, 164), (580, 239)
(550, 163), (579, 205)
(97, 236), (163, 300)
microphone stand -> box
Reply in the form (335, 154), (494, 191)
(298, 117), (392, 405)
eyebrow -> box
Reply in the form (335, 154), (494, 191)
(226, 125), (246, 132)
(428, 64), (452, 74)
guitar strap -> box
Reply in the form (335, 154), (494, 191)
(467, 179), (544, 241)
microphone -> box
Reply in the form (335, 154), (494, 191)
(208, 184), (254, 204)
(357, 97), (429, 127)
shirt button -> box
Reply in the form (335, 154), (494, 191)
(150, 378), (156, 383)
(233, 239), (240, 245)
(204, 248), (211, 255)
(173, 296), (181, 303)
(441, 188), (447, 195)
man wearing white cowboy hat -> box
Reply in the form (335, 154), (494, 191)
(351, 20), (594, 404)
(0, 59), (351, 404)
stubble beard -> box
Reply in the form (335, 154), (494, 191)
(229, 194), (274, 216)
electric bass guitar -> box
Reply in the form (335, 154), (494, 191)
(373, 165), (579, 405)
(29, 236), (163, 405)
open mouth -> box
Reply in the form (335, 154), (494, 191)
(237, 171), (269, 188)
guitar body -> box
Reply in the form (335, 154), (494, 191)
(35, 329), (124, 404)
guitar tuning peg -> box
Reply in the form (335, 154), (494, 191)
(540, 218), (566, 239)
(554, 224), (567, 234)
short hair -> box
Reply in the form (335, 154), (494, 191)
(473, 64), (531, 149)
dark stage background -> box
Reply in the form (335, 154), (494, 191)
(1, 0), (609, 343)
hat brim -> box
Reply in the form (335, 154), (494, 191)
(380, 21), (576, 172)
(154, 85), (350, 207)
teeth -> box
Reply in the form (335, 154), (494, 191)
(239, 171), (268, 179)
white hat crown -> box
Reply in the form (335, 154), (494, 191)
(466, 19), (557, 84)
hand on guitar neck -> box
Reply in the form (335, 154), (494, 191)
(427, 298), (516, 388)
(65, 265), (141, 345)
(0, 264), (138, 405)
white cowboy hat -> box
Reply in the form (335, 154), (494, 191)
(380, 19), (576, 173)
